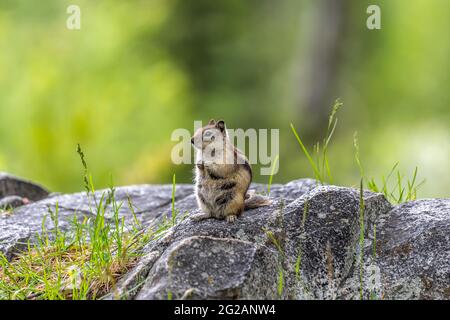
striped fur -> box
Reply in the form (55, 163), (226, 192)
(191, 119), (271, 223)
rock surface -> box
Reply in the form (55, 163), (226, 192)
(375, 199), (450, 299)
(0, 196), (27, 209)
(0, 183), (194, 260)
(0, 172), (49, 202)
(0, 175), (449, 300)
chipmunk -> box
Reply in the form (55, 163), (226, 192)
(190, 119), (272, 223)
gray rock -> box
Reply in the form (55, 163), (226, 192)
(375, 199), (450, 300)
(119, 184), (392, 300)
(0, 196), (26, 209)
(339, 199), (450, 300)
(135, 236), (278, 300)
(281, 186), (392, 300)
(107, 179), (319, 300)
(0, 172), (49, 202)
(1, 176), (449, 300)
(0, 183), (194, 260)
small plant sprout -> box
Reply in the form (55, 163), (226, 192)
(370, 224), (377, 300)
(358, 178), (365, 300)
(294, 199), (311, 295)
(295, 200), (310, 281)
(291, 99), (342, 185)
(353, 134), (425, 204)
(0, 145), (155, 299)
(277, 269), (284, 299)
(267, 154), (279, 195)
(76, 143), (95, 196)
(353, 132), (364, 178)
(262, 201), (286, 299)
(171, 173), (177, 226)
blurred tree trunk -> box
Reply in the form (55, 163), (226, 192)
(300, 0), (350, 138)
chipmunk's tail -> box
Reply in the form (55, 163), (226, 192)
(244, 191), (272, 210)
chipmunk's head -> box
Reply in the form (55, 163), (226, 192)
(191, 119), (226, 151)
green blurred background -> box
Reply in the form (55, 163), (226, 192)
(0, 0), (448, 197)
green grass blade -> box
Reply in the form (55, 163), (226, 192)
(171, 173), (176, 225)
(267, 154), (279, 195)
(290, 123), (322, 182)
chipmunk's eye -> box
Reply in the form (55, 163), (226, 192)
(204, 130), (212, 138)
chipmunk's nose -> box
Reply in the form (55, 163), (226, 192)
(191, 137), (194, 144)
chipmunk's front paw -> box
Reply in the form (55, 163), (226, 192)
(191, 212), (211, 221)
(226, 215), (237, 223)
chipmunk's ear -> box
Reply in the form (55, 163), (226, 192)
(216, 120), (225, 132)
(208, 119), (216, 125)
